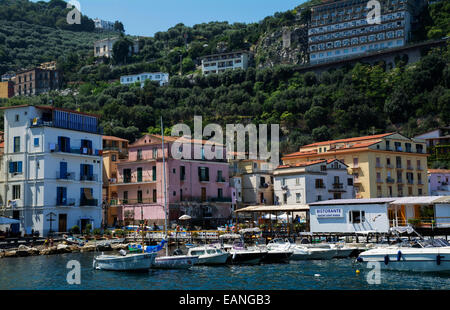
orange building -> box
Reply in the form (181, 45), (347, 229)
(0, 81), (14, 98)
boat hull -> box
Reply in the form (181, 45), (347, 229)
(153, 255), (199, 269)
(306, 249), (337, 260)
(359, 248), (450, 272)
(333, 249), (354, 259)
(229, 251), (267, 265)
(197, 253), (230, 265)
(261, 251), (293, 264)
(93, 253), (156, 271)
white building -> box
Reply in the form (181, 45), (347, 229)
(94, 37), (139, 58)
(201, 51), (251, 75)
(94, 18), (115, 32)
(308, 196), (450, 233)
(0, 105), (103, 236)
(120, 72), (169, 87)
(273, 159), (355, 206)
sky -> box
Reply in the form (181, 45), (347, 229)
(32, 0), (307, 37)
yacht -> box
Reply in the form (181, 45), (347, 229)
(187, 246), (230, 265)
(357, 238), (450, 273)
(329, 243), (355, 258)
(299, 243), (338, 260)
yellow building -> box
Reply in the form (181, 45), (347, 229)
(229, 159), (274, 207)
(102, 135), (129, 227)
(0, 81), (14, 98)
(282, 133), (429, 199)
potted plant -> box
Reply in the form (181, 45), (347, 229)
(114, 229), (125, 238)
(83, 224), (92, 240)
(93, 228), (102, 240)
(70, 225), (80, 235)
(407, 218), (421, 227)
(104, 229), (112, 239)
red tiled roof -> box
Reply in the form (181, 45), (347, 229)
(428, 169), (450, 174)
(130, 134), (224, 147)
(102, 135), (129, 142)
(277, 160), (327, 169)
(282, 149), (318, 158)
(301, 133), (394, 148)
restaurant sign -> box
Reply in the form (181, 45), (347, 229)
(316, 208), (343, 218)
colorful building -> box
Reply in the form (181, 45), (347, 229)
(282, 133), (429, 199)
(0, 105), (103, 236)
(229, 159), (274, 207)
(0, 81), (14, 98)
(111, 134), (232, 228)
(414, 127), (450, 166)
(102, 135), (129, 227)
(273, 159), (355, 205)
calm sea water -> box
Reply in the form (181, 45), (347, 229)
(0, 252), (449, 290)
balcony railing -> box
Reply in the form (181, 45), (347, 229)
(56, 198), (76, 206)
(216, 177), (226, 183)
(80, 198), (98, 207)
(80, 174), (98, 182)
(315, 184), (326, 189)
(49, 144), (102, 156)
(31, 119), (103, 135)
(56, 171), (76, 181)
(332, 183), (344, 189)
(115, 176), (156, 184)
(386, 177), (395, 183)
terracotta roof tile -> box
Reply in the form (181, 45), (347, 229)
(301, 133), (394, 148)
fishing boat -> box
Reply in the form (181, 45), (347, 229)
(187, 246), (230, 265)
(357, 227), (450, 273)
(93, 251), (157, 271)
(227, 240), (267, 265)
(63, 235), (85, 246)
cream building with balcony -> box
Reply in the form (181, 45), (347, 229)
(282, 133), (428, 199)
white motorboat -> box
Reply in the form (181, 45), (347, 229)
(357, 238), (450, 273)
(152, 255), (199, 269)
(267, 238), (311, 260)
(227, 241), (267, 265)
(187, 246), (230, 265)
(329, 243), (355, 258)
(301, 244), (338, 260)
(93, 251), (157, 271)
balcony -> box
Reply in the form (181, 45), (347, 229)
(80, 198), (98, 207)
(49, 144), (102, 157)
(397, 178), (403, 184)
(56, 171), (76, 181)
(31, 118), (103, 135)
(386, 177), (395, 184)
(315, 184), (326, 189)
(115, 176), (156, 185)
(56, 198), (76, 207)
(80, 174), (98, 182)
(216, 176), (227, 183)
(332, 183), (344, 189)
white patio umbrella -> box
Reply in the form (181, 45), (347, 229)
(178, 215), (192, 221)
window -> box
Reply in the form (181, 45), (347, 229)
(12, 185), (20, 200)
(152, 148), (158, 158)
(296, 193), (301, 203)
(34, 138), (39, 147)
(152, 166), (156, 181)
(218, 188), (223, 199)
(123, 191), (128, 204)
(13, 137), (20, 153)
(283, 193), (287, 204)
(111, 154), (117, 162)
(57, 187), (67, 205)
(58, 136), (70, 153)
(137, 149), (143, 160)
(9, 161), (23, 174)
(137, 168), (143, 182)
(198, 167), (210, 182)
(153, 189), (157, 202)
(317, 195), (322, 201)
(348, 178), (353, 186)
(315, 179), (325, 188)
(138, 190), (143, 203)
(350, 211), (365, 224)
(180, 166), (185, 181)
(296, 178), (300, 185)
(123, 169), (132, 183)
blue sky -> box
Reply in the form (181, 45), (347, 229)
(32, 0), (306, 36)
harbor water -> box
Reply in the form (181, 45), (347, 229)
(0, 252), (449, 290)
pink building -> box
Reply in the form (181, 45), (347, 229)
(112, 134), (232, 228)
(428, 169), (450, 196)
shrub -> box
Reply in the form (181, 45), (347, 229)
(70, 225), (80, 234)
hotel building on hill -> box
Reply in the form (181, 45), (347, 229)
(308, 0), (426, 64)
(282, 133), (429, 199)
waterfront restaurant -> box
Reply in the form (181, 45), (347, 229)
(309, 196), (450, 234)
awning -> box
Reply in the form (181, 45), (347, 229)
(0, 217), (20, 225)
(235, 205), (310, 213)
